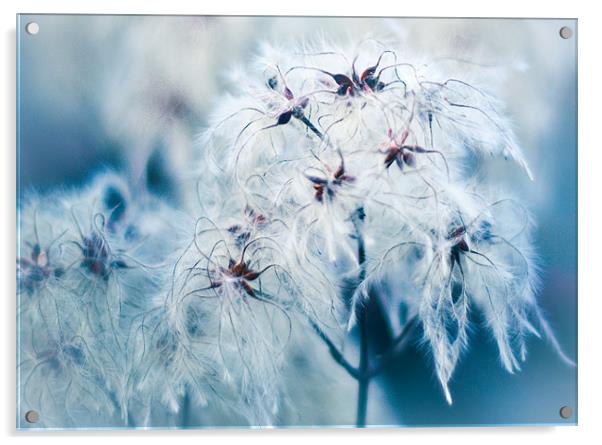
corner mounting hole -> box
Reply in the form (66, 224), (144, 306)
(25, 410), (39, 423)
(559, 26), (573, 39)
(559, 405), (573, 419)
(25, 22), (39, 35)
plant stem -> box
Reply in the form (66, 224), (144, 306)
(364, 316), (418, 380)
(180, 390), (191, 426)
(308, 207), (417, 427)
(353, 207), (369, 428)
(297, 114), (324, 140)
(356, 303), (369, 428)
(308, 318), (360, 379)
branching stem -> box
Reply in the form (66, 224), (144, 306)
(308, 206), (416, 427)
(296, 114), (324, 140)
(308, 319), (360, 380)
(353, 207), (369, 428)
(364, 316), (418, 380)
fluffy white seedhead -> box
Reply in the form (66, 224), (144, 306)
(139, 206), (310, 425)
(19, 35), (570, 426)
(18, 171), (181, 427)
(197, 38), (570, 407)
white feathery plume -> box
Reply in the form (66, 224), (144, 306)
(18, 33), (573, 427)
(18, 172), (180, 426)
(196, 38), (571, 407)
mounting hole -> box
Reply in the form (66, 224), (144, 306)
(25, 410), (39, 423)
(559, 26), (573, 39)
(25, 22), (39, 35)
(559, 405), (573, 419)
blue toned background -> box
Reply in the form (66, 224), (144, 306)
(17, 15), (577, 427)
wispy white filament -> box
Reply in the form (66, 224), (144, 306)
(18, 35), (573, 428)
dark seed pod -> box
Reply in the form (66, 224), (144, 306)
(31, 244), (41, 262)
(283, 87), (294, 100)
(267, 76), (278, 90)
(110, 260), (129, 269)
(298, 97), (309, 109)
(361, 66), (377, 82)
(277, 111), (293, 125)
(337, 85), (351, 96)
(384, 149), (398, 168)
(228, 224), (242, 234)
(395, 156), (404, 170)
(364, 76), (378, 90)
(314, 185), (324, 202)
(403, 151), (416, 167)
(307, 175), (328, 185)
(332, 73), (353, 87)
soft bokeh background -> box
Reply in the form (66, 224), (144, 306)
(17, 15), (577, 427)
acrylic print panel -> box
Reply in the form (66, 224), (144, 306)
(16, 15), (577, 429)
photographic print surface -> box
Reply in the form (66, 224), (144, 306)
(16, 15), (577, 429)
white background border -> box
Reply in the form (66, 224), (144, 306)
(2, 0), (599, 443)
